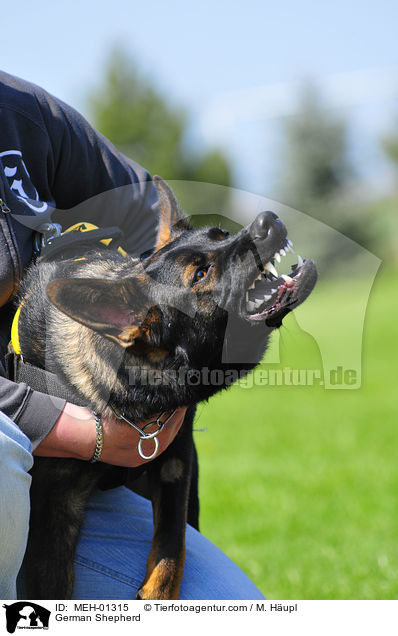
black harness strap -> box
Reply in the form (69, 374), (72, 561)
(37, 226), (123, 262)
(6, 223), (125, 406)
(6, 348), (87, 406)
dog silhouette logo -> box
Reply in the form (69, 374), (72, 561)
(3, 602), (50, 633)
(0, 150), (48, 213)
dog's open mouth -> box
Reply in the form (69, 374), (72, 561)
(244, 238), (317, 327)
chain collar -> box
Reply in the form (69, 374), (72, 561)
(110, 407), (178, 461)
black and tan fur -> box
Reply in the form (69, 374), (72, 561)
(17, 177), (317, 600)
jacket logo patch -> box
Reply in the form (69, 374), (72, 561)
(0, 150), (48, 213)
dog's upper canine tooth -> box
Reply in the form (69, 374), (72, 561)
(281, 274), (293, 283)
(246, 300), (256, 312)
(265, 262), (278, 278)
(297, 255), (303, 267)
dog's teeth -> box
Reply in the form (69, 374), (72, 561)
(263, 294), (272, 301)
(246, 300), (256, 312)
(297, 255), (303, 267)
(288, 245), (295, 254)
(254, 299), (263, 308)
(265, 262), (278, 278)
(271, 288), (277, 293)
(287, 239), (293, 246)
(280, 248), (286, 257)
(281, 274), (293, 283)
(274, 252), (281, 263)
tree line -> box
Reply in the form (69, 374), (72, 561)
(88, 46), (397, 264)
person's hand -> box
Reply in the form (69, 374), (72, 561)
(34, 402), (187, 468)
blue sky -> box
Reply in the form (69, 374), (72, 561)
(3, 0), (398, 194)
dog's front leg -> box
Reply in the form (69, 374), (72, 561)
(25, 459), (100, 599)
(136, 406), (195, 600)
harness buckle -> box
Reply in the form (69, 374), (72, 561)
(33, 222), (62, 254)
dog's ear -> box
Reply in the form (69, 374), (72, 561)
(153, 175), (192, 250)
(46, 278), (149, 348)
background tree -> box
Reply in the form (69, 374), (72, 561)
(382, 120), (398, 170)
(276, 82), (352, 215)
(87, 46), (231, 218)
(369, 117), (398, 263)
(274, 82), (380, 264)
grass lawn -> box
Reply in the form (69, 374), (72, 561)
(194, 266), (398, 599)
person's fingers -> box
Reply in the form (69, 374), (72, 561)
(100, 407), (187, 467)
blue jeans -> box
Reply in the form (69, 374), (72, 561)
(0, 411), (265, 600)
(0, 411), (33, 599)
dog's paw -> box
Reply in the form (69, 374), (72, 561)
(135, 558), (182, 600)
(135, 585), (172, 601)
(136, 581), (179, 601)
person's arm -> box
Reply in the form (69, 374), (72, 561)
(0, 73), (169, 460)
(0, 373), (66, 450)
(0, 367), (186, 466)
(37, 85), (160, 256)
(34, 402), (187, 468)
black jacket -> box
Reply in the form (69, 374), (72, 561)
(0, 71), (159, 448)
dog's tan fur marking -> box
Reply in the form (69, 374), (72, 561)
(160, 458), (184, 483)
(147, 348), (168, 362)
(138, 553), (185, 600)
(153, 176), (184, 251)
(115, 325), (141, 347)
(183, 263), (199, 287)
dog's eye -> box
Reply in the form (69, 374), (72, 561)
(193, 267), (209, 283)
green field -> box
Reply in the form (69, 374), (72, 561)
(194, 266), (398, 599)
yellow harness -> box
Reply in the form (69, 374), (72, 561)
(11, 303), (23, 355)
(11, 222), (127, 356)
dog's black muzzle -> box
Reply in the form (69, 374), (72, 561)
(224, 210), (317, 327)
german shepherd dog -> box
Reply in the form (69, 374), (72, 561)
(16, 177), (317, 600)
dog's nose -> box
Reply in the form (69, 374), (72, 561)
(251, 211), (279, 239)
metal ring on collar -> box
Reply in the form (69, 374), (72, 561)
(109, 407), (178, 461)
(139, 418), (166, 440)
(136, 410), (178, 460)
(138, 436), (159, 461)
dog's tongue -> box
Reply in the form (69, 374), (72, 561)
(246, 271), (297, 315)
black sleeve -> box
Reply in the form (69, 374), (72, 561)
(0, 73), (162, 447)
(0, 373), (65, 451)
(36, 88), (160, 255)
